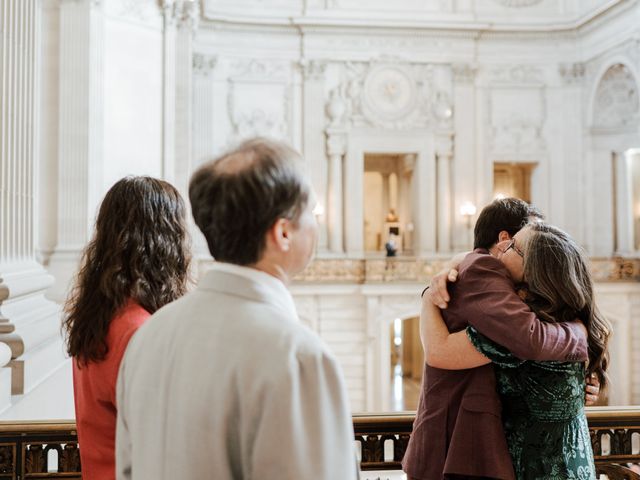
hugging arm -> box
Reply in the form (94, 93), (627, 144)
(420, 293), (490, 369)
(458, 255), (588, 362)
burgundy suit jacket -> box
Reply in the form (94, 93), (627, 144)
(402, 249), (588, 480)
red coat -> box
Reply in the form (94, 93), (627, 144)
(402, 249), (588, 480)
(72, 301), (149, 480)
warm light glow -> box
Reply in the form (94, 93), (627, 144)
(313, 203), (325, 217)
(494, 192), (507, 200)
(459, 201), (477, 217)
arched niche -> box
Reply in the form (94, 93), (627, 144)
(592, 63), (639, 131)
(587, 62), (640, 256)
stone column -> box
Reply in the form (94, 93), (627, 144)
(325, 87), (348, 255)
(381, 173), (391, 219)
(47, 0), (105, 302)
(162, 0), (198, 196)
(614, 151), (634, 255)
(0, 0), (64, 397)
(436, 134), (454, 253)
(301, 61), (328, 252)
(452, 63), (477, 251)
(326, 129), (347, 254)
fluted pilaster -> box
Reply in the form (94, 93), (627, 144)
(162, 0), (197, 196)
(0, 0), (64, 398)
(46, 0), (105, 302)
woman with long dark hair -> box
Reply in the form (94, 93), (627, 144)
(420, 223), (610, 479)
(64, 176), (191, 480)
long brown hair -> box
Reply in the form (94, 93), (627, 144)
(64, 176), (191, 366)
(521, 223), (611, 388)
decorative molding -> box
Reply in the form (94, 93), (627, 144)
(299, 59), (327, 81)
(193, 53), (217, 76)
(227, 60), (291, 142)
(487, 64), (545, 85)
(492, 0), (543, 7)
(293, 257), (640, 284)
(435, 134), (454, 158)
(330, 58), (447, 131)
(452, 63), (477, 84)
(559, 62), (586, 84)
(325, 127), (347, 156)
(164, 0), (199, 31)
(592, 64), (640, 130)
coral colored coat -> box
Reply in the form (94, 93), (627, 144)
(72, 302), (149, 480)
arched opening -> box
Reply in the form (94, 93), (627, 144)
(389, 316), (422, 411)
(589, 62), (640, 255)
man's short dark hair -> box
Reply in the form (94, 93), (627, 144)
(473, 197), (544, 250)
(189, 137), (310, 265)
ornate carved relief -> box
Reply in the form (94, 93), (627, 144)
(294, 257), (639, 283)
(592, 64), (640, 130)
(193, 53), (217, 76)
(163, 0), (199, 31)
(110, 0), (162, 25)
(452, 63), (477, 84)
(0, 445), (14, 474)
(329, 59), (452, 131)
(227, 60), (291, 142)
(488, 64), (545, 84)
(488, 87), (546, 156)
(299, 59), (327, 81)
(559, 62), (585, 84)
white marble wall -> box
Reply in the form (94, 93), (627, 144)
(1, 0), (637, 417)
(192, 1), (640, 258)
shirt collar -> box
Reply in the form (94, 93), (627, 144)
(205, 262), (299, 320)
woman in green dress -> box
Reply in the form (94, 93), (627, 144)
(421, 223), (611, 480)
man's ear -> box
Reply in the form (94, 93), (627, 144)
(497, 230), (512, 243)
(269, 218), (291, 252)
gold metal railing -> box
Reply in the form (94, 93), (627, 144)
(0, 408), (638, 479)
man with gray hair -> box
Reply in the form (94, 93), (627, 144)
(116, 138), (358, 479)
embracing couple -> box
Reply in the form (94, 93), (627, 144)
(403, 198), (611, 480)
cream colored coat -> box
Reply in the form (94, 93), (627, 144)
(116, 264), (358, 480)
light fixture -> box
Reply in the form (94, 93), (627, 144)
(459, 201), (477, 218)
(313, 203), (325, 218)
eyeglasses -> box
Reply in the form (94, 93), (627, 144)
(504, 239), (524, 258)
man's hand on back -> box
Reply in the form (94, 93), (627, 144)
(585, 373), (600, 406)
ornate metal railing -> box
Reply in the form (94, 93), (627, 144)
(354, 407), (640, 479)
(0, 408), (637, 478)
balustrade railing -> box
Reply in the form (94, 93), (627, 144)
(0, 408), (637, 479)
(354, 407), (640, 479)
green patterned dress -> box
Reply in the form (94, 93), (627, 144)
(467, 327), (596, 480)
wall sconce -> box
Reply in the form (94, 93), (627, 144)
(459, 201), (477, 228)
(313, 203), (325, 218)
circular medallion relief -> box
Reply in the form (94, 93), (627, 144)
(363, 66), (417, 121)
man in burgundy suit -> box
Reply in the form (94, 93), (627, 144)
(402, 198), (591, 480)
